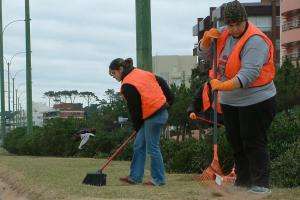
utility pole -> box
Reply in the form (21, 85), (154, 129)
(135, 0), (152, 72)
(25, 0), (32, 134)
(0, 0), (5, 138)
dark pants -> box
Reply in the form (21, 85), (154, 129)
(221, 97), (276, 188)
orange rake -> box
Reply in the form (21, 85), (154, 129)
(222, 165), (236, 183)
(195, 34), (236, 185)
(195, 144), (223, 181)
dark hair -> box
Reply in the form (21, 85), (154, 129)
(109, 57), (133, 70)
(224, 0), (247, 24)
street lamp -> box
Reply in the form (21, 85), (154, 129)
(2, 19), (24, 34)
(15, 88), (25, 127)
(3, 52), (26, 113)
(11, 70), (25, 113)
(1, 16), (25, 137)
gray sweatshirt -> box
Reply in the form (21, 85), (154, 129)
(219, 34), (276, 106)
(202, 33), (276, 107)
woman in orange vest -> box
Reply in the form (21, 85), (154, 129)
(200, 0), (276, 194)
(187, 82), (223, 126)
(109, 58), (174, 186)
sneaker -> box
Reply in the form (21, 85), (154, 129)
(248, 186), (271, 194)
(119, 176), (137, 185)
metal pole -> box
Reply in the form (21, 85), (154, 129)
(12, 78), (15, 127)
(25, 0), (32, 134)
(15, 89), (18, 126)
(7, 63), (10, 112)
(0, 0), (5, 137)
(17, 97), (19, 126)
(135, 0), (152, 72)
(12, 78), (14, 112)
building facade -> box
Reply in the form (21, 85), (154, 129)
(152, 55), (198, 87)
(32, 102), (54, 126)
(43, 103), (85, 124)
(280, 0), (300, 65)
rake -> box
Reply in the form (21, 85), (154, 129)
(82, 131), (137, 186)
(196, 27), (237, 184)
(195, 36), (224, 182)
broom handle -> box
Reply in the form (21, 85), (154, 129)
(100, 131), (137, 171)
(195, 116), (223, 127)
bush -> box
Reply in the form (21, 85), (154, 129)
(268, 107), (300, 160)
(271, 138), (300, 187)
(161, 129), (234, 174)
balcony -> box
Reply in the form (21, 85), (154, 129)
(283, 52), (300, 62)
(282, 19), (300, 31)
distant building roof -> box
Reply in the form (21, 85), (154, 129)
(53, 103), (83, 111)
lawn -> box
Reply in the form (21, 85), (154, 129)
(0, 149), (299, 200)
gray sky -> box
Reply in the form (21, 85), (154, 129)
(2, 0), (258, 108)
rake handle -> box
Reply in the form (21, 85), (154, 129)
(100, 131), (137, 172)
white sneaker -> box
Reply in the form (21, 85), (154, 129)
(248, 186), (271, 194)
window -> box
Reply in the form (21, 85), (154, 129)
(248, 16), (272, 32)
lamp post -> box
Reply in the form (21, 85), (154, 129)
(15, 88), (25, 127)
(3, 52), (26, 113)
(0, 12), (25, 137)
(11, 71), (25, 128)
(0, 0), (5, 138)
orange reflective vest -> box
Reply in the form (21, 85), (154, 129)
(202, 82), (222, 114)
(215, 22), (275, 87)
(121, 68), (166, 119)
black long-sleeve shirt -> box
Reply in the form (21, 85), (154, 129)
(121, 74), (174, 131)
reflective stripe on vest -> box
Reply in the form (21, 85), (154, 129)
(216, 22), (275, 87)
(121, 68), (166, 119)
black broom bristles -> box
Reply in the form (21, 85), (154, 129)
(82, 170), (107, 186)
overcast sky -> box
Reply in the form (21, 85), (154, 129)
(2, 0), (258, 108)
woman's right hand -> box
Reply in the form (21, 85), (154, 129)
(189, 112), (197, 120)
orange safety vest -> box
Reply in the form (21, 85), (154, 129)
(202, 82), (222, 114)
(121, 68), (166, 119)
(215, 22), (275, 87)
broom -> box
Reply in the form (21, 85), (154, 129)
(82, 131), (137, 186)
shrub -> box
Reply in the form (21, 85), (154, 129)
(271, 138), (300, 187)
(268, 107), (300, 160)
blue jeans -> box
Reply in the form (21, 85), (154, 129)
(129, 109), (168, 185)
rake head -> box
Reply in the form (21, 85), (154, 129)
(222, 167), (236, 183)
(195, 158), (223, 181)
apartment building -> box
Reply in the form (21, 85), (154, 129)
(280, 0), (300, 65)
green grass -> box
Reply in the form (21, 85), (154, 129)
(0, 151), (299, 200)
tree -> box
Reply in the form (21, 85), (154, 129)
(69, 90), (79, 103)
(43, 91), (55, 107)
(168, 83), (193, 141)
(79, 91), (99, 107)
(275, 57), (300, 116)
